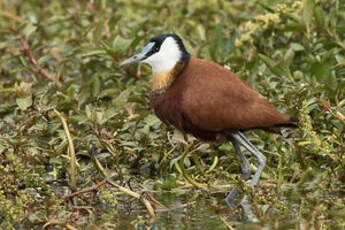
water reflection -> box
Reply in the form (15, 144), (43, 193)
(97, 183), (345, 229)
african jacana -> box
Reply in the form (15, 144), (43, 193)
(120, 34), (298, 206)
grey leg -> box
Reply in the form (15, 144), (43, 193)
(225, 132), (267, 207)
(225, 138), (253, 206)
(234, 132), (266, 188)
(232, 138), (253, 181)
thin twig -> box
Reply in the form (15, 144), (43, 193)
(105, 180), (156, 217)
(178, 149), (207, 187)
(61, 179), (157, 217)
(321, 100), (345, 124)
(91, 153), (108, 177)
(20, 38), (62, 87)
(141, 192), (166, 209)
(54, 109), (77, 190)
(0, 10), (24, 22)
(218, 214), (235, 230)
(326, 28), (345, 51)
(61, 180), (107, 200)
(206, 156), (219, 174)
(43, 218), (78, 230)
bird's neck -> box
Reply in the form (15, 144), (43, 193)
(152, 60), (188, 91)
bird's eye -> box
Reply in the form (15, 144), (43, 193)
(154, 46), (159, 52)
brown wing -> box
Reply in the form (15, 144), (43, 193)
(179, 57), (291, 132)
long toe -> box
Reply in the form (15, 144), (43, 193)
(240, 195), (259, 222)
(225, 188), (239, 207)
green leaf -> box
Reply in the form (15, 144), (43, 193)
(16, 82), (32, 93)
(103, 107), (118, 122)
(259, 53), (291, 78)
(78, 87), (91, 108)
(112, 36), (132, 54)
(99, 88), (118, 99)
(335, 55), (345, 64)
(209, 22), (224, 61)
(219, 143), (232, 152)
(314, 6), (325, 27)
(37, 54), (52, 65)
(311, 62), (331, 83)
(112, 89), (130, 107)
(303, 0), (315, 34)
(161, 175), (177, 190)
(284, 48), (295, 67)
(80, 48), (107, 57)
(85, 104), (96, 121)
(96, 111), (104, 125)
(143, 114), (160, 126)
(22, 22), (37, 39)
(290, 43), (305, 51)
(0, 102), (16, 113)
(92, 76), (101, 97)
(97, 107), (118, 125)
(93, 17), (105, 45)
(152, 151), (160, 163)
(16, 96), (32, 110)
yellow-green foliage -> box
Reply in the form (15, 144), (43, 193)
(0, 0), (344, 229)
(299, 100), (336, 160)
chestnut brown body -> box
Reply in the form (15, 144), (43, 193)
(150, 57), (296, 141)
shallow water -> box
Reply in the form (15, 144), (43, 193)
(97, 182), (345, 230)
(114, 193), (236, 230)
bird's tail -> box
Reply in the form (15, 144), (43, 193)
(266, 116), (299, 133)
(279, 116), (299, 128)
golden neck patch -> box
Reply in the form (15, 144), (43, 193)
(152, 71), (174, 90)
(151, 62), (186, 91)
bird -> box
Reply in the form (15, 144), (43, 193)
(120, 34), (298, 206)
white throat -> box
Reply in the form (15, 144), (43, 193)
(142, 37), (182, 74)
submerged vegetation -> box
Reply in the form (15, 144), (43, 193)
(0, 0), (344, 229)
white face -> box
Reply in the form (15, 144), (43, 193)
(142, 37), (182, 74)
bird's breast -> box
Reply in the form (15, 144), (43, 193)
(149, 90), (184, 131)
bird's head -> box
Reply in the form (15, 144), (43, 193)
(120, 34), (190, 74)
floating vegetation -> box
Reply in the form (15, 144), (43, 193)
(0, 0), (344, 229)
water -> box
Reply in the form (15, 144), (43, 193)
(93, 183), (345, 230)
